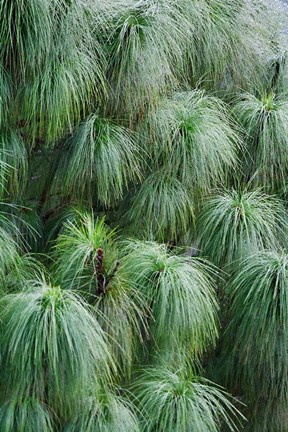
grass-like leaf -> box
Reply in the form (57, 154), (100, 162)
(244, 397), (288, 432)
(198, 188), (287, 266)
(94, 269), (148, 379)
(0, 398), (53, 432)
(53, 211), (148, 376)
(0, 280), (112, 416)
(0, 129), (28, 197)
(53, 211), (118, 292)
(122, 240), (219, 358)
(223, 250), (288, 400)
(65, 390), (140, 432)
(0, 0), (52, 76)
(233, 91), (288, 192)
(132, 366), (243, 432)
(183, 0), (274, 91)
(14, 0), (107, 143)
(105, 0), (190, 117)
(43, 205), (89, 248)
(18, 48), (101, 143)
(4, 253), (46, 293)
(0, 227), (24, 286)
(127, 170), (194, 242)
(0, 65), (11, 125)
(144, 90), (239, 193)
(56, 114), (142, 206)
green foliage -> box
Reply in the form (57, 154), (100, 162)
(18, 50), (100, 143)
(233, 90), (288, 192)
(56, 114), (142, 205)
(0, 0), (52, 76)
(0, 398), (53, 432)
(133, 366), (243, 432)
(0, 226), (41, 289)
(53, 212), (148, 377)
(0, 66), (11, 124)
(0, 0), (286, 429)
(53, 211), (118, 292)
(244, 397), (288, 432)
(0, 129), (27, 196)
(0, 280), (112, 416)
(93, 270), (148, 379)
(182, 0), (273, 91)
(65, 390), (140, 432)
(122, 241), (219, 358)
(223, 250), (288, 400)
(7, 0), (107, 143)
(128, 170), (194, 242)
(4, 253), (45, 292)
(198, 188), (286, 266)
(144, 90), (239, 193)
(105, 0), (190, 117)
